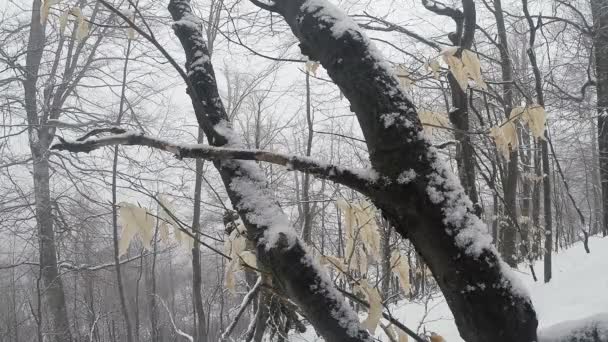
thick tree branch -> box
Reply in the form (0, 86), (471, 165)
(50, 130), (377, 196)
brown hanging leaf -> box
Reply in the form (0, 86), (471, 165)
(71, 7), (88, 41)
(126, 13), (136, 40)
(509, 106), (526, 120)
(461, 50), (486, 89)
(397, 327), (410, 342)
(237, 251), (257, 270)
(117, 202), (154, 256)
(430, 332), (446, 342)
(158, 195), (182, 244)
(426, 59), (441, 79)
(419, 110), (450, 134)
(521, 104), (547, 139)
(223, 228), (248, 293)
(395, 64), (413, 89)
(391, 250), (410, 293)
(58, 10), (69, 34)
(224, 259), (237, 293)
(489, 120), (518, 160)
(357, 201), (381, 261)
(321, 255), (349, 275)
(356, 280), (382, 334)
(40, 0), (60, 25)
(441, 47), (486, 90)
(441, 47), (468, 91)
(306, 61), (320, 76)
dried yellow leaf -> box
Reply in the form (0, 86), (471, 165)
(306, 61), (320, 76)
(441, 47), (486, 90)
(321, 255), (349, 275)
(70, 7), (88, 41)
(225, 228), (246, 259)
(395, 64), (413, 89)
(40, 0), (59, 25)
(224, 259), (237, 293)
(158, 195), (182, 243)
(356, 201), (381, 261)
(522, 104), (547, 139)
(237, 251), (257, 270)
(510, 106), (526, 120)
(117, 202), (154, 256)
(489, 120), (518, 160)
(430, 332), (446, 342)
(397, 327), (410, 342)
(126, 14), (136, 40)
(59, 10), (69, 35)
(426, 59), (441, 79)
(461, 49), (486, 89)
(419, 110), (450, 134)
(391, 250), (410, 293)
(356, 280), (382, 334)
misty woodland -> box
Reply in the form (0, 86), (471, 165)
(1, 0), (608, 341)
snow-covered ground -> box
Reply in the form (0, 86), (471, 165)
(295, 235), (608, 341)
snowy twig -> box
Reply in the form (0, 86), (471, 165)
(0, 253), (151, 271)
(156, 295), (194, 342)
(220, 276), (263, 341)
(51, 130), (378, 195)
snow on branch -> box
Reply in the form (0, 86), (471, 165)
(0, 252), (151, 272)
(50, 129), (378, 195)
(220, 276), (263, 341)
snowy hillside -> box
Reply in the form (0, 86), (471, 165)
(295, 235), (608, 341)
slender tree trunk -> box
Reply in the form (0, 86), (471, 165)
(493, 0), (519, 267)
(591, 0), (608, 237)
(301, 71), (314, 243)
(522, 0), (553, 282)
(111, 35), (134, 342)
(147, 222), (160, 342)
(192, 129), (208, 342)
(24, 2), (71, 340)
(379, 218), (392, 298)
(443, 0), (481, 217)
(532, 139), (542, 260)
(520, 131), (533, 261)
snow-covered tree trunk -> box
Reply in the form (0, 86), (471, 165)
(260, 0), (538, 340)
(167, 1), (371, 341)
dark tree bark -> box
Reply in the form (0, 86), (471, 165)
(301, 71), (314, 243)
(591, 0), (608, 237)
(263, 1), (538, 341)
(192, 130), (208, 342)
(379, 218), (392, 298)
